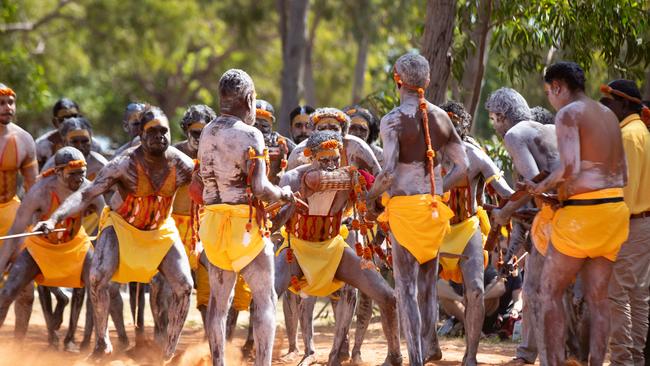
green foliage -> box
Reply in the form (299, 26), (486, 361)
(479, 135), (513, 175)
(0, 0), (648, 149)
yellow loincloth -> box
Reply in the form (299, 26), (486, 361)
(98, 208), (179, 283)
(82, 211), (100, 236)
(232, 274), (253, 311)
(0, 196), (20, 247)
(277, 232), (348, 297)
(25, 226), (91, 288)
(172, 213), (198, 270)
(531, 203), (555, 256)
(195, 261), (210, 308)
(199, 204), (267, 272)
(439, 207), (490, 283)
(379, 194), (454, 264)
(551, 188), (629, 262)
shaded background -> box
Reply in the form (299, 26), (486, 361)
(1, 0), (649, 153)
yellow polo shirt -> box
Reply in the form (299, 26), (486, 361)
(620, 113), (650, 214)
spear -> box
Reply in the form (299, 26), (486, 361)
(0, 228), (66, 241)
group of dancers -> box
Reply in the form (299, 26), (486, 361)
(0, 53), (648, 366)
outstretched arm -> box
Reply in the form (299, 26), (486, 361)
(34, 159), (122, 232)
(472, 147), (514, 198)
(347, 136), (381, 176)
(269, 171), (300, 233)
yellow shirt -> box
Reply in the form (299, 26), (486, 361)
(620, 114), (650, 214)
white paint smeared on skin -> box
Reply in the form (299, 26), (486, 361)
(367, 74), (468, 365)
(494, 120), (561, 223)
(533, 97), (626, 198)
(286, 135), (380, 176)
(439, 137), (515, 365)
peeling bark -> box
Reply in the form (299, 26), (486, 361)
(422, 0), (456, 105)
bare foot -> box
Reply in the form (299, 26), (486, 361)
(462, 353), (477, 366)
(351, 351), (364, 365)
(280, 349), (301, 362)
(88, 340), (113, 361)
(63, 340), (80, 353)
(424, 344), (442, 364)
(79, 339), (90, 351)
(298, 353), (318, 366)
(338, 340), (350, 362)
(502, 358), (534, 366)
(382, 352), (403, 366)
(241, 339), (254, 359)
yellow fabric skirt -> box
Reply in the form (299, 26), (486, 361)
(200, 204), (267, 273)
(551, 188), (629, 262)
(232, 274), (253, 311)
(0, 196), (20, 247)
(277, 231), (347, 297)
(82, 211), (100, 236)
(379, 194), (453, 264)
(195, 262), (210, 308)
(531, 203), (555, 256)
(25, 226), (91, 288)
(439, 207), (490, 283)
(98, 209), (179, 284)
(172, 213), (199, 270)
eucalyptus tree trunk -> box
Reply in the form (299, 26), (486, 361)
(278, 0), (309, 136)
(422, 0), (456, 105)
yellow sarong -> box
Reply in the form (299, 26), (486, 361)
(200, 204), (267, 272)
(439, 207), (490, 283)
(531, 203), (555, 256)
(172, 213), (199, 270)
(82, 211), (100, 236)
(0, 196), (20, 246)
(25, 226), (91, 288)
(551, 188), (629, 262)
(233, 274), (253, 311)
(379, 194), (454, 264)
(278, 233), (347, 297)
(195, 262), (210, 308)
(98, 209), (179, 283)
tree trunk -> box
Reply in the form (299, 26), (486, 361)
(278, 0), (309, 136)
(303, 11), (321, 107)
(351, 32), (369, 104)
(460, 0), (493, 120)
(422, 0), (456, 105)
(277, 0), (288, 59)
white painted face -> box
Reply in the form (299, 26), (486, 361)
(315, 121), (342, 134)
(58, 166), (86, 192)
(489, 111), (509, 137)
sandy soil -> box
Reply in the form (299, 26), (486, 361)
(0, 290), (544, 365)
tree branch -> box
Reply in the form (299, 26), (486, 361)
(0, 0), (76, 33)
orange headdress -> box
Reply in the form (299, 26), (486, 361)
(600, 84), (650, 126)
(41, 159), (87, 177)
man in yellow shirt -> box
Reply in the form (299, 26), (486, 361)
(600, 79), (650, 366)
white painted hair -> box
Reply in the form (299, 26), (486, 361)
(218, 69), (254, 107)
(395, 53), (430, 88)
(485, 87), (532, 124)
